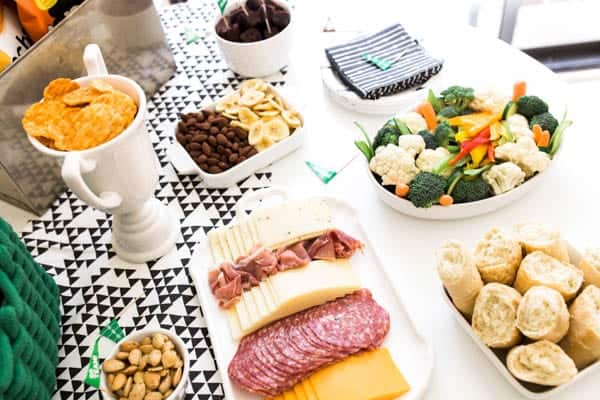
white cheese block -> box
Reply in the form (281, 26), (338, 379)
(252, 197), (334, 249)
(226, 259), (361, 340)
(207, 231), (225, 264)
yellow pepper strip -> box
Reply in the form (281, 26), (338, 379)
(452, 113), (502, 142)
(468, 144), (488, 168)
(489, 121), (504, 141)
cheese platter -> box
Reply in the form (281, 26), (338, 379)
(188, 187), (434, 400)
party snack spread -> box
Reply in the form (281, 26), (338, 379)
(22, 78), (138, 151)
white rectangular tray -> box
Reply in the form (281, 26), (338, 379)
(442, 242), (600, 399)
(188, 187), (434, 400)
(167, 85), (305, 188)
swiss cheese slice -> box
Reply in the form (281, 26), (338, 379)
(271, 348), (410, 400)
(226, 259), (361, 340)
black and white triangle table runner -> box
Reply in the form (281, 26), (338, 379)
(20, 2), (289, 399)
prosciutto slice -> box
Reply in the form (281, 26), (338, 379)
(208, 229), (363, 308)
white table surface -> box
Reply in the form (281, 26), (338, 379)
(2, 1), (599, 399)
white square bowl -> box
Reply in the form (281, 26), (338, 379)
(167, 84), (305, 188)
(441, 243), (600, 399)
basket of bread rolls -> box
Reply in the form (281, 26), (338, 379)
(437, 223), (600, 398)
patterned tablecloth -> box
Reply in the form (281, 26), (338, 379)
(19, 2), (287, 399)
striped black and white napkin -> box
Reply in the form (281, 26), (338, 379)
(325, 24), (443, 100)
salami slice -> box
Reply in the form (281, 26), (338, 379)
(228, 289), (390, 396)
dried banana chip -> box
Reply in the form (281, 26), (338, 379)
(216, 93), (240, 113)
(230, 120), (250, 131)
(257, 110), (280, 118)
(238, 107), (260, 126)
(281, 109), (302, 128)
(222, 111), (238, 120)
(252, 101), (276, 112)
(240, 79), (267, 94)
(262, 117), (289, 142)
(255, 135), (274, 152)
(248, 121), (264, 145)
(239, 89), (265, 107)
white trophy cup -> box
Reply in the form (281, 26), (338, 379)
(28, 44), (179, 263)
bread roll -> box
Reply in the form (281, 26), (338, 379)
(578, 248), (600, 288)
(437, 241), (483, 317)
(516, 286), (569, 342)
(474, 228), (522, 284)
(514, 251), (583, 301)
(507, 341), (577, 386)
(472, 283), (522, 348)
(560, 285), (600, 369)
(514, 222), (569, 262)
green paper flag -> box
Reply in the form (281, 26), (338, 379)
(217, 0), (228, 15)
(84, 337), (101, 388)
(361, 53), (395, 71)
(306, 161), (337, 184)
(184, 26), (201, 45)
(100, 319), (125, 343)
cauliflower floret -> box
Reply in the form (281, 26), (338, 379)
(470, 90), (510, 114)
(483, 162), (526, 195)
(416, 147), (451, 176)
(395, 111), (427, 134)
(397, 134), (426, 157)
(507, 114), (534, 139)
(495, 136), (551, 177)
(369, 144), (419, 186)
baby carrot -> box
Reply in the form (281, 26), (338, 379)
(439, 194), (454, 206)
(395, 183), (410, 198)
(513, 81), (527, 101)
(417, 101), (438, 130)
(532, 124), (543, 143)
(538, 130), (551, 147)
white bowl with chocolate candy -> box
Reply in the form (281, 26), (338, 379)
(100, 328), (189, 400)
(214, 0), (293, 77)
(168, 79), (305, 187)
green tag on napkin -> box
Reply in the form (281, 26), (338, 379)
(361, 54), (395, 71)
(84, 337), (101, 388)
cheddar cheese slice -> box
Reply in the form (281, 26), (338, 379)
(226, 259), (361, 340)
(271, 348), (410, 400)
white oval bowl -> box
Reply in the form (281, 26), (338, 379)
(100, 328), (190, 400)
(366, 110), (565, 220)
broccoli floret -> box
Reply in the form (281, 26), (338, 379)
(433, 121), (455, 148)
(516, 95), (548, 118)
(417, 130), (438, 150)
(440, 86), (475, 112)
(452, 177), (492, 204)
(407, 172), (447, 208)
(372, 118), (409, 150)
(530, 112), (558, 134)
(437, 106), (461, 119)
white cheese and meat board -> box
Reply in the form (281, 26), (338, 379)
(188, 187), (433, 400)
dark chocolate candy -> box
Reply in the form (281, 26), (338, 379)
(240, 27), (263, 42)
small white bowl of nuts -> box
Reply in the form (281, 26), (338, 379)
(100, 328), (189, 400)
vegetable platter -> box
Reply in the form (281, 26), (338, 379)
(355, 81), (570, 220)
(187, 187), (434, 400)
